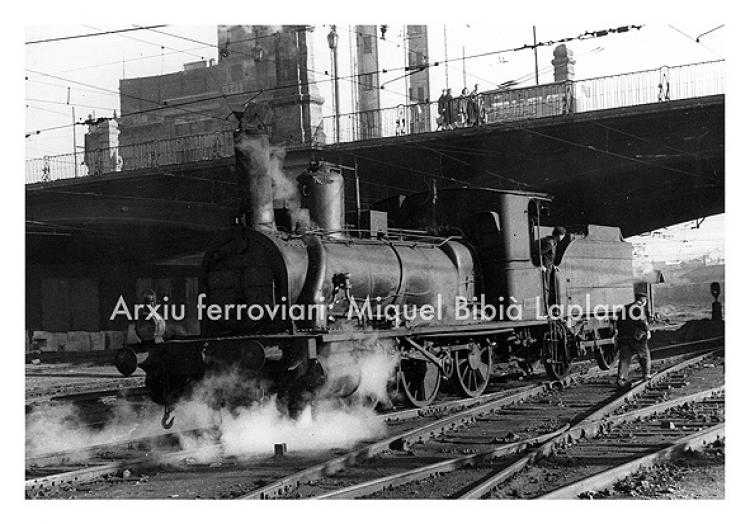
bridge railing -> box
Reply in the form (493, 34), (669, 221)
(572, 59), (725, 112)
(26, 130), (235, 184)
(321, 59), (724, 143)
(26, 60), (724, 183)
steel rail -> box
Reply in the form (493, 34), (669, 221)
(457, 348), (723, 499)
(26, 385), (148, 407)
(240, 344), (721, 499)
(237, 375), (590, 500)
(26, 424), (220, 468)
(379, 337), (722, 425)
(314, 426), (569, 500)
(580, 348), (723, 424)
(25, 444), (223, 492)
(25, 338), (722, 495)
(538, 422), (725, 499)
(315, 386), (723, 499)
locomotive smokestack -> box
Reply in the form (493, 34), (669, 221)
(234, 102), (276, 231)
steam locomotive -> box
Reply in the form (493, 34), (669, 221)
(116, 108), (634, 428)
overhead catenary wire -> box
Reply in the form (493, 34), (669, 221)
(25, 68), (236, 137)
(26, 24), (645, 138)
(25, 25), (168, 45)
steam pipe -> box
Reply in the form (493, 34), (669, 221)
(299, 234), (328, 329)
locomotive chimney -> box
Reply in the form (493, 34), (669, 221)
(233, 102), (276, 231)
(298, 162), (345, 238)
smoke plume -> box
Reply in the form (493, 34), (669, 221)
(235, 135), (297, 202)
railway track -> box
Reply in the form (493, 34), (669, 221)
(267, 347), (724, 499)
(24, 339), (723, 499)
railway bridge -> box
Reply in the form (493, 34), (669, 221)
(25, 60), (724, 337)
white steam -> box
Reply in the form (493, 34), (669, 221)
(177, 343), (400, 458)
(235, 135), (297, 202)
(26, 401), (165, 459)
(27, 343), (402, 463)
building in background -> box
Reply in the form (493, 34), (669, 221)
(114, 25), (324, 170)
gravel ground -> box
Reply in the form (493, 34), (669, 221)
(587, 440), (725, 499)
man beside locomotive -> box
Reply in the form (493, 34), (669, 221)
(614, 292), (652, 388)
(539, 226), (567, 307)
(540, 226), (567, 269)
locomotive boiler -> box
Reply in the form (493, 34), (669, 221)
(120, 104), (635, 427)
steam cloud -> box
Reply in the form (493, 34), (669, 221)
(177, 344), (400, 458)
(235, 135), (297, 202)
(26, 343), (400, 464)
(26, 401), (165, 460)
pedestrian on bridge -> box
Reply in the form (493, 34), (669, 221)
(458, 87), (470, 127)
(444, 88), (455, 129)
(437, 89), (447, 130)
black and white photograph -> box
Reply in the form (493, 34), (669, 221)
(16, 2), (738, 514)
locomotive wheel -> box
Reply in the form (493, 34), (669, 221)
(399, 359), (440, 407)
(543, 324), (572, 380)
(593, 330), (619, 370)
(451, 343), (492, 398)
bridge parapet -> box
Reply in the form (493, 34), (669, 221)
(26, 130), (234, 184)
(26, 60), (724, 185)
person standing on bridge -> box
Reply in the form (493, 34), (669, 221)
(614, 292), (652, 388)
(444, 88), (455, 129)
(458, 87), (470, 127)
(468, 84), (479, 126)
(437, 89), (447, 130)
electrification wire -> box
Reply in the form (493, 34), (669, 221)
(24, 45), (215, 78)
(134, 24), (411, 104)
(26, 104), (75, 118)
(345, 25), (498, 91)
(26, 97), (120, 114)
(413, 142), (533, 189)
(516, 125), (715, 182)
(25, 25), (168, 45)
(25, 68), (235, 137)
(24, 47), (407, 138)
(81, 24), (210, 62)
(592, 121), (699, 159)
(27, 23), (646, 138)
(381, 25), (644, 88)
(667, 25), (723, 59)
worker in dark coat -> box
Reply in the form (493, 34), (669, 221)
(437, 89), (447, 130)
(538, 226), (566, 307)
(540, 226), (567, 269)
(614, 292), (652, 387)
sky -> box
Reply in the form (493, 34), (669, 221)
(24, 23), (726, 263)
